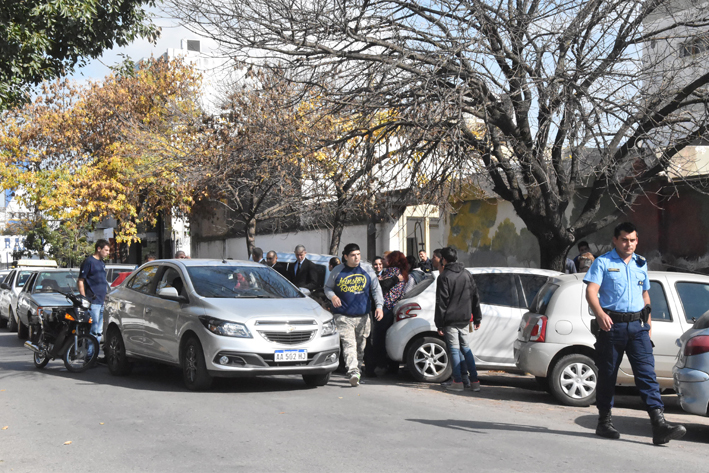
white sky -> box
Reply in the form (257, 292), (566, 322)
(71, 4), (219, 83)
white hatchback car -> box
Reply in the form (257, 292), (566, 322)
(515, 271), (709, 406)
(385, 267), (562, 383)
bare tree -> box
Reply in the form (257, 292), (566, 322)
(197, 69), (303, 257)
(298, 106), (448, 255)
(171, 0), (709, 269)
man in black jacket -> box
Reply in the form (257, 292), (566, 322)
(435, 247), (483, 392)
(286, 245), (319, 291)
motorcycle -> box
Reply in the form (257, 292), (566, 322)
(24, 292), (99, 373)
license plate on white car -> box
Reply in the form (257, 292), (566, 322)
(274, 349), (307, 361)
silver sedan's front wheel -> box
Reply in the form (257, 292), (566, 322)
(406, 336), (452, 383)
(550, 353), (598, 407)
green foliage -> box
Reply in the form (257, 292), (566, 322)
(19, 220), (94, 267)
(0, 0), (160, 109)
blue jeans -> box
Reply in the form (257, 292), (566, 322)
(89, 303), (104, 346)
(443, 325), (479, 383)
(594, 319), (663, 411)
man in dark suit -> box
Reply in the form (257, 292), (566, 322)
(266, 250), (289, 278)
(287, 245), (319, 291)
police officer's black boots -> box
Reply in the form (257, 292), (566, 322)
(648, 408), (686, 445)
(595, 409), (620, 439)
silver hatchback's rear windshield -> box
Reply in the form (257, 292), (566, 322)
(186, 266), (304, 299)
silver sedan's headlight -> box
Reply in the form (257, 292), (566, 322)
(321, 318), (336, 337)
(199, 316), (252, 338)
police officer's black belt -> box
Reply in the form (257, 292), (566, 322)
(603, 309), (642, 323)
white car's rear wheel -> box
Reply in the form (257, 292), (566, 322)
(406, 336), (452, 383)
(550, 353), (598, 407)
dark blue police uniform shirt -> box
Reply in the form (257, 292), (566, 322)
(79, 256), (107, 304)
(583, 249), (650, 313)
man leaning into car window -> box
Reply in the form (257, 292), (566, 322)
(78, 240), (110, 355)
(324, 243), (383, 388)
(584, 221), (685, 445)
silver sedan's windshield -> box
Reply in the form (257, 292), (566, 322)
(186, 266), (304, 299)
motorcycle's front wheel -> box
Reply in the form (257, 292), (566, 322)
(63, 334), (98, 373)
(30, 326), (50, 369)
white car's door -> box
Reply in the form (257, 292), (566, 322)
(0, 270), (17, 317)
(469, 273), (523, 365)
(618, 275), (690, 381)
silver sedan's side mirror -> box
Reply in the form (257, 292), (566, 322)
(157, 287), (186, 302)
(300, 287), (311, 296)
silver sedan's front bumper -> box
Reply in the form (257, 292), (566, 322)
(673, 366), (709, 416)
(200, 329), (341, 378)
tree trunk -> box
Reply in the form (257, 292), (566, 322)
(245, 217), (256, 260)
(329, 214), (346, 256)
(538, 239), (573, 272)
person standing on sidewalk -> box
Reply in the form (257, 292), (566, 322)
(78, 240), (110, 354)
(324, 243), (384, 387)
(585, 221), (686, 445)
(435, 247), (482, 392)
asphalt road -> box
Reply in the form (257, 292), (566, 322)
(1, 331), (708, 473)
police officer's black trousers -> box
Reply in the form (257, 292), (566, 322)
(594, 320), (663, 411)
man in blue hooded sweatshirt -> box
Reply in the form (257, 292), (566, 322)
(325, 243), (384, 386)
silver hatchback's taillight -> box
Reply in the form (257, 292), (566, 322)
(526, 316), (547, 342)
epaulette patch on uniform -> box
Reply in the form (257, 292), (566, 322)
(636, 254), (646, 267)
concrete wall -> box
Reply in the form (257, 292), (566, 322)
(194, 211), (449, 261)
(196, 223), (384, 260)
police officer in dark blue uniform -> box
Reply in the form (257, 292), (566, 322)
(584, 222), (686, 445)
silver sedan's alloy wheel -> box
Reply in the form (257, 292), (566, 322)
(413, 342), (448, 379)
(559, 362), (597, 399)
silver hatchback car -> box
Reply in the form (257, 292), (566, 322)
(104, 259), (340, 390)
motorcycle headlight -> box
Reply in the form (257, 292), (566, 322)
(321, 318), (336, 337)
(80, 298), (91, 309)
(199, 316), (252, 338)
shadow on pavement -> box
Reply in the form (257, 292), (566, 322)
(407, 418), (647, 445)
(0, 332), (332, 394)
(363, 368), (566, 406)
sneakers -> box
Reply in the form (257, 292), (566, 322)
(349, 373), (361, 387)
(468, 381), (481, 392)
(446, 381), (464, 392)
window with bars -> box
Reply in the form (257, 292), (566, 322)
(680, 34), (709, 58)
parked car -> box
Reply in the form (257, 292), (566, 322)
(106, 264), (136, 286)
(15, 269), (80, 339)
(104, 259), (340, 390)
(515, 271), (709, 407)
(385, 267), (562, 383)
(0, 268), (46, 331)
(673, 308), (709, 417)
(11, 259), (58, 269)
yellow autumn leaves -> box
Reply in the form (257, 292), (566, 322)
(0, 59), (203, 243)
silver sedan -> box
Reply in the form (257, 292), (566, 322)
(674, 311), (709, 416)
(104, 259), (340, 390)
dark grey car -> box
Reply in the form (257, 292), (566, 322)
(15, 269), (80, 340)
